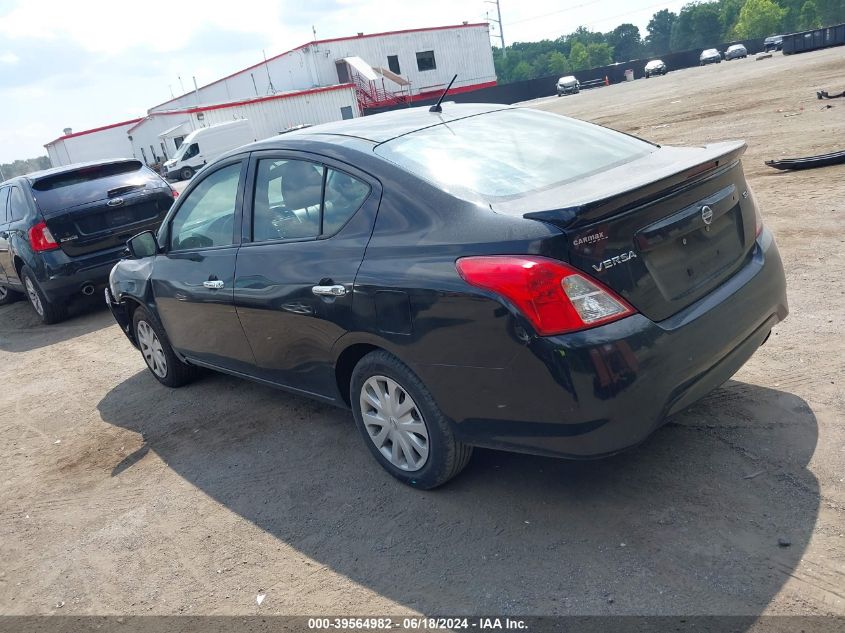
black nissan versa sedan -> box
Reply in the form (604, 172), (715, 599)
(105, 104), (788, 488)
(0, 160), (175, 323)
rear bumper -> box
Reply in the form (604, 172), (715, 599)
(34, 247), (126, 301)
(415, 230), (788, 458)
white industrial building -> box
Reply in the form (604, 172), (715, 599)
(44, 22), (496, 168)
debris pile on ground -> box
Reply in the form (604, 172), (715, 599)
(817, 88), (845, 99)
(766, 149), (845, 171)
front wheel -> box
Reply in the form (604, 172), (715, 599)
(350, 351), (473, 489)
(132, 306), (199, 387)
(179, 166), (194, 181)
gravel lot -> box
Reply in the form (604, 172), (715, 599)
(1, 47), (843, 617)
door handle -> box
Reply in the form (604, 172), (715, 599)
(312, 284), (346, 297)
(203, 280), (225, 289)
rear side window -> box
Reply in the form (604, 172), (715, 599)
(251, 159), (369, 243)
(8, 186), (29, 222)
(374, 108), (654, 201)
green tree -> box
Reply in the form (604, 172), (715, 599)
(569, 41), (589, 71)
(607, 23), (642, 61)
(816, 0), (845, 24)
(510, 61), (534, 82)
(587, 42), (614, 67)
(718, 0), (747, 37)
(645, 9), (677, 55)
(670, 2), (724, 50)
(0, 156), (51, 180)
(546, 51), (571, 75)
(733, 0), (787, 38)
(799, 0), (822, 28)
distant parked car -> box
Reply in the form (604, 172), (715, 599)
(764, 35), (784, 52)
(644, 59), (668, 77)
(0, 159), (175, 323)
(725, 44), (748, 60)
(700, 48), (722, 65)
(556, 75), (580, 96)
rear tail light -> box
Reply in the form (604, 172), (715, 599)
(171, 188), (179, 199)
(456, 256), (636, 336)
(28, 221), (60, 252)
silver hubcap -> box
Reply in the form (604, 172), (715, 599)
(137, 320), (168, 378)
(360, 375), (429, 471)
(24, 277), (43, 316)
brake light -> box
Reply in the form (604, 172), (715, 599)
(456, 256), (636, 336)
(28, 221), (60, 252)
(171, 188), (179, 199)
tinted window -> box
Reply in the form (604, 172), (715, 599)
(323, 168), (369, 235)
(8, 186), (29, 222)
(31, 161), (143, 191)
(252, 159), (369, 242)
(416, 50), (436, 71)
(170, 163), (241, 250)
(0, 187), (9, 223)
(374, 108), (654, 200)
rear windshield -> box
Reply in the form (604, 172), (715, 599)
(374, 109), (654, 201)
(31, 161), (143, 191)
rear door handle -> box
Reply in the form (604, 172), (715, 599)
(203, 280), (225, 289)
(312, 284), (346, 297)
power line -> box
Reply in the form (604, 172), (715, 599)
(506, 0), (603, 26)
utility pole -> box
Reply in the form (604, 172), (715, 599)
(485, 0), (506, 58)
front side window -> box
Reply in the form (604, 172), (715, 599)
(170, 162), (241, 250)
(416, 50), (436, 71)
(252, 159), (370, 243)
(374, 108), (654, 201)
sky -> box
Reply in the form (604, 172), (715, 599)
(0, 0), (688, 163)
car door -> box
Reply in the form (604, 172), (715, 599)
(233, 151), (381, 398)
(0, 186), (10, 282)
(151, 156), (256, 372)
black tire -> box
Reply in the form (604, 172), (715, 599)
(350, 350), (473, 489)
(180, 166), (194, 181)
(20, 266), (67, 324)
(132, 306), (199, 387)
(0, 285), (22, 306)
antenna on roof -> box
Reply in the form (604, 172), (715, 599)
(429, 74), (457, 113)
(263, 49), (276, 94)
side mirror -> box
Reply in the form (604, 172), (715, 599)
(126, 230), (160, 259)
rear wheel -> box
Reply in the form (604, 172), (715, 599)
(132, 306), (198, 387)
(0, 285), (22, 306)
(350, 351), (473, 489)
(21, 266), (67, 324)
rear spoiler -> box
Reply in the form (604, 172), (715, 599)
(517, 141), (746, 230)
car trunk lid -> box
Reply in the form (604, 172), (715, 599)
(496, 142), (757, 322)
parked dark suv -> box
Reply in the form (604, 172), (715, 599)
(106, 105), (788, 488)
(0, 160), (175, 323)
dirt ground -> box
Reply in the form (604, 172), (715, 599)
(1, 47), (844, 618)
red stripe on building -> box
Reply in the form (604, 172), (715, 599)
(45, 117), (144, 146)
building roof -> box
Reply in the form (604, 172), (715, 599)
(44, 118), (143, 148)
(147, 22), (489, 112)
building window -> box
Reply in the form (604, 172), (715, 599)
(387, 55), (400, 74)
(416, 50), (436, 72)
(340, 106), (354, 120)
(173, 136), (185, 149)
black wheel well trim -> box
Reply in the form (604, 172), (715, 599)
(334, 342), (384, 407)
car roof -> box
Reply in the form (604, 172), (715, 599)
(248, 103), (511, 147)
